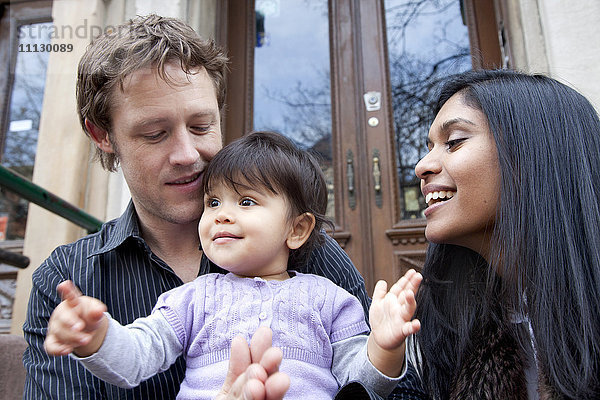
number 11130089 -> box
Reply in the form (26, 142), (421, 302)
(19, 43), (73, 52)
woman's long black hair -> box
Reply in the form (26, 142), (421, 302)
(414, 69), (600, 399)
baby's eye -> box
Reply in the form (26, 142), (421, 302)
(207, 198), (220, 208)
(239, 198), (257, 207)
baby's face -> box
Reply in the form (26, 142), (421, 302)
(199, 184), (293, 279)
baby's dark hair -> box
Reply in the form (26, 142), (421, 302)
(202, 131), (332, 269)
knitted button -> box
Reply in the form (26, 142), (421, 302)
(258, 311), (267, 320)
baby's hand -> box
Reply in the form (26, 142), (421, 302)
(44, 280), (108, 357)
(367, 269), (422, 377)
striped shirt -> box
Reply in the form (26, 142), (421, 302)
(22, 201), (371, 399)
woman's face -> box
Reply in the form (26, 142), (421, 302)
(415, 92), (501, 260)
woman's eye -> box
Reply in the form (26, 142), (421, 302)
(445, 138), (466, 150)
(240, 198), (256, 207)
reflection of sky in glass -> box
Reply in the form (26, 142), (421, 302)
(253, 0), (331, 151)
(385, 0), (470, 219)
(4, 22), (51, 176)
(387, 0), (469, 65)
(254, 0), (334, 218)
(1, 22), (51, 240)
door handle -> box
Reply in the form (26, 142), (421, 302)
(373, 154), (381, 191)
(347, 150), (356, 210)
(372, 149), (382, 208)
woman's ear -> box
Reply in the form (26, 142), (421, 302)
(85, 119), (116, 153)
(287, 212), (316, 250)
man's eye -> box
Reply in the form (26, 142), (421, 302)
(191, 125), (211, 134)
(145, 132), (165, 141)
(240, 198), (256, 207)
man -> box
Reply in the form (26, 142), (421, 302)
(22, 14), (370, 399)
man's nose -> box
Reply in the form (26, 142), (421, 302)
(169, 128), (200, 166)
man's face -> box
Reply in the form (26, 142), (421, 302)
(107, 63), (222, 227)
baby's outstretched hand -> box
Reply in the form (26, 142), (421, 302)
(44, 280), (108, 357)
(367, 269), (422, 377)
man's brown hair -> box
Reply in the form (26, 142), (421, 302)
(76, 14), (228, 171)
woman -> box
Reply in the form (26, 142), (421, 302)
(411, 69), (600, 399)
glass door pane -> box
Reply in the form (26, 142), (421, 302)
(384, 0), (471, 219)
(1, 21), (51, 240)
(253, 0), (334, 218)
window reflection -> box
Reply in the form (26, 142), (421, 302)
(253, 0), (335, 219)
(0, 22), (50, 240)
(385, 0), (471, 219)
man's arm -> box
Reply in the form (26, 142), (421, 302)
(23, 246), (185, 400)
(23, 254), (105, 399)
